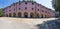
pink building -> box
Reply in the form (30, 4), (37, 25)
(3, 0), (55, 18)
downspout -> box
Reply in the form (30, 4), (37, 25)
(35, 2), (36, 18)
(16, 2), (17, 17)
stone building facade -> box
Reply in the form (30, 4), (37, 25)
(3, 0), (55, 18)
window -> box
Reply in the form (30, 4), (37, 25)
(42, 10), (44, 12)
(14, 9), (15, 11)
(6, 11), (8, 12)
(32, 8), (33, 10)
(25, 7), (27, 10)
(19, 8), (21, 10)
(9, 10), (11, 11)
(45, 11), (47, 13)
(25, 2), (27, 4)
(19, 3), (21, 5)
(38, 4), (39, 6)
(48, 12), (50, 14)
(13, 3), (15, 6)
(32, 2), (34, 5)
(38, 9), (39, 11)
(9, 6), (11, 8)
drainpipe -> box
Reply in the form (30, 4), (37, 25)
(35, 2), (36, 18)
(16, 2), (17, 17)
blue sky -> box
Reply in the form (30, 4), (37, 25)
(0, 0), (54, 10)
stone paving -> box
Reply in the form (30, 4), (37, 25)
(0, 17), (57, 29)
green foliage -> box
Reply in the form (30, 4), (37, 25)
(0, 9), (3, 17)
(52, 0), (60, 12)
(52, 0), (60, 17)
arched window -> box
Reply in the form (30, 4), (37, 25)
(13, 13), (16, 17)
(24, 12), (28, 18)
(30, 13), (34, 18)
(18, 12), (21, 17)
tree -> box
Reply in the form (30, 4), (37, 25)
(0, 9), (3, 17)
(52, 0), (60, 17)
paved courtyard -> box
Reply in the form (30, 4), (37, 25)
(0, 17), (57, 29)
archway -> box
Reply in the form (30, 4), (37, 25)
(36, 13), (39, 18)
(9, 13), (11, 17)
(6, 14), (8, 17)
(30, 13), (34, 18)
(18, 12), (21, 17)
(45, 15), (46, 18)
(24, 12), (28, 18)
(41, 14), (43, 18)
(13, 13), (16, 17)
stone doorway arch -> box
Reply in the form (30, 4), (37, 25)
(24, 12), (28, 18)
(36, 13), (39, 18)
(9, 13), (11, 17)
(45, 15), (46, 18)
(6, 14), (8, 17)
(30, 13), (34, 18)
(41, 14), (43, 18)
(13, 13), (16, 17)
(18, 12), (21, 17)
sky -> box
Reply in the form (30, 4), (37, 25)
(0, 0), (54, 10)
